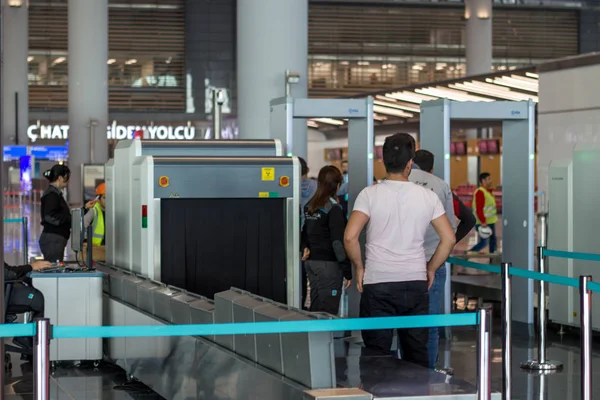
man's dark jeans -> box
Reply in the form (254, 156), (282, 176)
(360, 280), (429, 368)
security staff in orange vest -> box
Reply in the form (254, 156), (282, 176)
(469, 172), (498, 254)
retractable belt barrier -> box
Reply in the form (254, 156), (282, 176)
(542, 248), (600, 263)
(4, 218), (25, 224)
(0, 312), (492, 400)
(0, 313), (477, 339)
(448, 246), (600, 400)
(12, 246), (600, 400)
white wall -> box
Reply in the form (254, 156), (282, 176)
(538, 64), (600, 196)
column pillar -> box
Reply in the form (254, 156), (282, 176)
(465, 0), (493, 76)
(2, 1), (29, 145)
(237, 0), (308, 158)
(68, 0), (108, 205)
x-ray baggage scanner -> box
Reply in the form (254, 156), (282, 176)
(106, 140), (300, 306)
(135, 156), (299, 306)
(105, 139), (282, 273)
(420, 99), (536, 333)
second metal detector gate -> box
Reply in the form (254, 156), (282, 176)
(420, 99), (536, 333)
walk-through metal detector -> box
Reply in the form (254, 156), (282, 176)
(270, 96), (374, 317)
(420, 99), (536, 333)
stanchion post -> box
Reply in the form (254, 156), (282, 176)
(579, 276), (592, 400)
(35, 318), (50, 400)
(22, 216), (29, 265)
(520, 246), (563, 372)
(501, 262), (512, 400)
(538, 246), (547, 364)
(477, 308), (491, 400)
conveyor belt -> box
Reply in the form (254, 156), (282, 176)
(99, 264), (502, 399)
(335, 347), (501, 399)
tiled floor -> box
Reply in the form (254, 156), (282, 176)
(2, 198), (593, 399)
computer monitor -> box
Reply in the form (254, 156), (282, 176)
(486, 139), (500, 155)
(478, 140), (489, 155)
(455, 141), (467, 156)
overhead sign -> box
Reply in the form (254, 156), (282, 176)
(3, 145), (70, 161)
(27, 123), (197, 142)
(3, 146), (27, 161)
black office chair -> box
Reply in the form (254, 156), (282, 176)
(4, 280), (33, 370)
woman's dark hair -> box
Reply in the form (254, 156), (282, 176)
(298, 157), (309, 176)
(43, 164), (71, 183)
(383, 132), (416, 174)
(307, 166), (343, 214)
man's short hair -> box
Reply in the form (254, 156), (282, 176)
(413, 149), (434, 172)
(479, 172), (490, 183)
(383, 133), (416, 174)
(298, 157), (309, 176)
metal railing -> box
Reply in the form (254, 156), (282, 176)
(448, 241), (600, 400)
(0, 311), (489, 400)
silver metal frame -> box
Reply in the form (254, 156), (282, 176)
(270, 96), (375, 317)
(501, 262), (512, 400)
(35, 318), (50, 400)
(520, 246), (563, 372)
(287, 160), (301, 306)
(420, 99), (536, 333)
(579, 275), (592, 400)
(477, 308), (492, 400)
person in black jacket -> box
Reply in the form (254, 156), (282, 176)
(5, 260), (50, 356)
(39, 164), (71, 262)
(452, 193), (476, 244)
(301, 166), (352, 315)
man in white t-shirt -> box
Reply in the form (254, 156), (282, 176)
(344, 133), (456, 368)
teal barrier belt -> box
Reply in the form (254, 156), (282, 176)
(588, 282), (600, 293)
(543, 248), (600, 263)
(447, 256), (502, 274)
(448, 255), (579, 287)
(3, 218), (24, 224)
(52, 313), (478, 339)
(508, 267), (579, 288)
(0, 323), (36, 338)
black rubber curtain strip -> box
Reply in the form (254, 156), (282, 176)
(160, 198), (287, 303)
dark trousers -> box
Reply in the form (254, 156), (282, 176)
(39, 232), (68, 262)
(305, 260), (343, 316)
(7, 284), (44, 319)
(470, 223), (497, 253)
(7, 284), (45, 351)
(360, 281), (429, 368)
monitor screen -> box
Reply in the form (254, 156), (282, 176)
(455, 141), (467, 156)
(327, 148), (342, 161)
(3, 146), (27, 161)
(375, 146), (383, 159)
(486, 139), (499, 154)
(478, 140), (489, 155)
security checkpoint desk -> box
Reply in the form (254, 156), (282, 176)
(30, 271), (104, 363)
